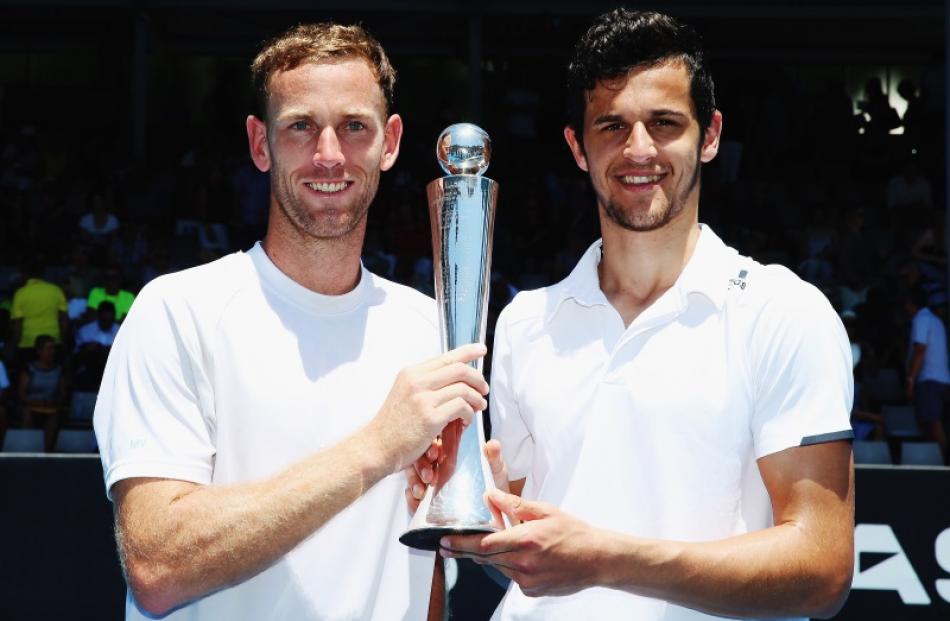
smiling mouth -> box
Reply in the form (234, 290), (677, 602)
(619, 174), (666, 186)
(305, 181), (352, 194)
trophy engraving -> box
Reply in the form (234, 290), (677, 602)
(400, 124), (505, 551)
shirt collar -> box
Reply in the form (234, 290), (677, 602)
(247, 242), (372, 315)
(546, 224), (735, 324)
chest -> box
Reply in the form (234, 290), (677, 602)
(203, 299), (437, 473)
(511, 304), (754, 473)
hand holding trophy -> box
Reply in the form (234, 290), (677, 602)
(400, 124), (507, 550)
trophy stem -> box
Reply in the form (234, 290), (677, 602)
(400, 171), (501, 551)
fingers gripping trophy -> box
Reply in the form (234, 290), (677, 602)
(400, 124), (509, 550)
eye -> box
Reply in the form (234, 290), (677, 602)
(290, 121), (310, 131)
(653, 118), (678, 128)
(601, 123), (625, 132)
(345, 120), (366, 132)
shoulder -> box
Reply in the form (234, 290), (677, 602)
(495, 282), (564, 338)
(735, 262), (848, 364)
(738, 262), (836, 318)
(366, 272), (439, 331)
(133, 252), (254, 321)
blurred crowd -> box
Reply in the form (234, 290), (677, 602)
(0, 69), (946, 459)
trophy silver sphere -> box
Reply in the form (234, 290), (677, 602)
(436, 123), (491, 176)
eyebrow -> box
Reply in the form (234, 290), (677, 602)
(652, 109), (689, 119)
(275, 108), (377, 122)
(592, 114), (623, 126)
(591, 109), (689, 125)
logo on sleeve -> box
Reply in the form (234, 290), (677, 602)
(728, 269), (748, 291)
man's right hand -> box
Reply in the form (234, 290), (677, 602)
(367, 343), (489, 477)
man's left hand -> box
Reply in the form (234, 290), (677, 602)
(439, 489), (604, 597)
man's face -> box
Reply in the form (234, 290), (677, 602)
(37, 342), (56, 364)
(564, 60), (721, 233)
(246, 59), (402, 241)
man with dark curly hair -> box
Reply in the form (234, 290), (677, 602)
(95, 22), (486, 620)
(439, 9), (855, 620)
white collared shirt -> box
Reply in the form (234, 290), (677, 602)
(489, 225), (853, 621)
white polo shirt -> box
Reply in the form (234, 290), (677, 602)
(490, 225), (853, 621)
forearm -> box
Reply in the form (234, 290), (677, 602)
(595, 522), (852, 619)
(908, 347), (925, 380)
(118, 432), (390, 614)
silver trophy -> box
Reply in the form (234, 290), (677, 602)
(400, 123), (506, 550)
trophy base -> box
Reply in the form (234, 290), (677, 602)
(399, 525), (495, 551)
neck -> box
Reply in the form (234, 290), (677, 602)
(597, 205), (701, 327)
(261, 220), (366, 296)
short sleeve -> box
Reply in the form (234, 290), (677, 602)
(489, 305), (534, 482)
(750, 281), (854, 459)
(910, 314), (929, 346)
(10, 289), (24, 320)
(93, 281), (215, 498)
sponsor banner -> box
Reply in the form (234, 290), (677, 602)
(0, 458), (946, 619)
(841, 465), (950, 620)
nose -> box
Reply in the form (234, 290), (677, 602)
(313, 126), (345, 170)
(622, 122), (657, 164)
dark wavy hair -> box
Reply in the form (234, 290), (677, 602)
(567, 9), (715, 138)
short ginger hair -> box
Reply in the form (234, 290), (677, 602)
(250, 22), (396, 119)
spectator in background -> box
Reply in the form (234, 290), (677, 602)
(72, 300), (118, 391)
(0, 359), (9, 444)
(75, 300), (119, 350)
(62, 244), (97, 307)
(63, 279), (89, 327)
(857, 77), (901, 138)
(8, 259), (69, 364)
(79, 190), (120, 243)
(18, 334), (66, 451)
(87, 266), (136, 322)
(887, 157), (933, 211)
(896, 78), (922, 154)
(904, 287), (949, 460)
(837, 207), (878, 312)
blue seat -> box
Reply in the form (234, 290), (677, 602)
(853, 440), (892, 465)
(53, 429), (98, 454)
(2, 429), (45, 453)
(882, 405), (921, 439)
(900, 441), (944, 466)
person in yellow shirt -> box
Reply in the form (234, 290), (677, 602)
(9, 263), (69, 358)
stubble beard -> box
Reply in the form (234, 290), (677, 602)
(599, 148), (702, 233)
(270, 159), (380, 241)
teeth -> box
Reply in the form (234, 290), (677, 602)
(307, 181), (348, 193)
(622, 175), (662, 184)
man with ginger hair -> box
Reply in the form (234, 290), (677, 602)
(94, 23), (486, 620)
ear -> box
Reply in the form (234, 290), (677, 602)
(563, 125), (588, 172)
(699, 109), (723, 164)
(379, 113), (404, 172)
(246, 115), (271, 172)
